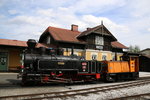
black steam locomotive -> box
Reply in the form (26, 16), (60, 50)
(19, 39), (103, 85)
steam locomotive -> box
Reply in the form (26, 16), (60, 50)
(18, 39), (139, 85)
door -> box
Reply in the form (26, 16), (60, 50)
(130, 57), (135, 72)
(0, 52), (8, 71)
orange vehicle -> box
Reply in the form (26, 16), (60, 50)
(102, 53), (139, 82)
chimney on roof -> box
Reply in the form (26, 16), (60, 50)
(71, 24), (78, 31)
(101, 20), (103, 25)
(87, 28), (91, 30)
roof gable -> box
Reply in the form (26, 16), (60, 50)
(77, 25), (117, 41)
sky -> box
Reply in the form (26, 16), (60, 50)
(0, 0), (150, 50)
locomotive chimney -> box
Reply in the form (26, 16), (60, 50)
(27, 39), (37, 49)
(71, 24), (78, 31)
(87, 28), (91, 30)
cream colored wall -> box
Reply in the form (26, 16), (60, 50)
(97, 52), (102, 61)
(63, 48), (123, 61)
(116, 53), (124, 61)
(85, 51), (92, 60)
(63, 49), (84, 57)
(84, 50), (113, 61)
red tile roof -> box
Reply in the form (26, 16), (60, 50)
(0, 39), (50, 48)
(0, 25), (127, 49)
(47, 26), (85, 44)
(41, 25), (118, 44)
(40, 25), (127, 49)
(111, 41), (128, 49)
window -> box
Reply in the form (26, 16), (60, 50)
(102, 53), (107, 60)
(47, 36), (51, 44)
(74, 52), (78, 56)
(95, 36), (104, 45)
(92, 54), (97, 60)
(102, 55), (107, 60)
(112, 53), (115, 61)
(112, 55), (115, 61)
(91, 52), (98, 60)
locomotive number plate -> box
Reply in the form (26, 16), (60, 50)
(58, 62), (65, 65)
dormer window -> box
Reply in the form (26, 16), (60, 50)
(95, 36), (104, 45)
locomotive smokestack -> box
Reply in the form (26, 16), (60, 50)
(27, 39), (37, 49)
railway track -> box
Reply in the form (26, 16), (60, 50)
(0, 78), (150, 100)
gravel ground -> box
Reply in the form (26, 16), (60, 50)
(0, 81), (150, 100)
(58, 84), (150, 100)
(0, 80), (141, 96)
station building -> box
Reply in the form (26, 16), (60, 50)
(0, 24), (128, 71)
(39, 24), (128, 61)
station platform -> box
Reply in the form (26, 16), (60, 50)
(139, 72), (150, 77)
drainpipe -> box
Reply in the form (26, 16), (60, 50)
(71, 46), (74, 55)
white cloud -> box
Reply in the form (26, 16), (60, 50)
(129, 0), (150, 18)
(69, 0), (126, 14)
(8, 9), (18, 15)
(5, 8), (128, 44)
(1, 0), (150, 49)
(148, 28), (150, 32)
(37, 9), (55, 17)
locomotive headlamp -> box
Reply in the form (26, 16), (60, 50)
(27, 39), (37, 49)
(82, 66), (86, 69)
(82, 62), (87, 66)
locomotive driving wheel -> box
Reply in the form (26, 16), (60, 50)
(21, 75), (28, 86)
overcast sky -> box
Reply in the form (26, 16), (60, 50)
(0, 0), (150, 50)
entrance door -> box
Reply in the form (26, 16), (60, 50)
(0, 52), (8, 71)
(130, 57), (135, 72)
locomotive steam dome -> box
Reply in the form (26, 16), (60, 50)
(27, 39), (37, 49)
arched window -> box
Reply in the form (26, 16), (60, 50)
(102, 55), (107, 60)
(92, 54), (97, 60)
